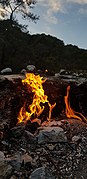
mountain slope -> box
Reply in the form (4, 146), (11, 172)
(0, 20), (87, 73)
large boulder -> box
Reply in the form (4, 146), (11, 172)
(37, 127), (67, 144)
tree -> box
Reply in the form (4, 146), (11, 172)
(0, 0), (39, 25)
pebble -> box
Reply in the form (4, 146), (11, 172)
(72, 135), (81, 143)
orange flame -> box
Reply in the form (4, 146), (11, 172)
(17, 73), (56, 124)
(65, 85), (87, 123)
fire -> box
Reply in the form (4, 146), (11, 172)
(17, 73), (56, 124)
(65, 85), (87, 123)
(17, 73), (87, 125)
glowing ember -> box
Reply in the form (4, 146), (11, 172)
(65, 85), (87, 123)
(17, 73), (56, 124)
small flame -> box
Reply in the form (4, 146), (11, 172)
(65, 85), (87, 123)
(17, 73), (56, 124)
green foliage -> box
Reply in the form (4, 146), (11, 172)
(0, 0), (39, 28)
(0, 20), (87, 73)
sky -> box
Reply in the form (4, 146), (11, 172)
(0, 0), (87, 49)
(27, 0), (87, 49)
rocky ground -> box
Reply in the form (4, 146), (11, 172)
(0, 74), (87, 179)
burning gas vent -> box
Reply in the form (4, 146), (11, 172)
(17, 73), (87, 125)
(17, 73), (56, 124)
(0, 72), (87, 134)
(0, 73), (87, 179)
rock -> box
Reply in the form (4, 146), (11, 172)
(55, 73), (60, 77)
(21, 153), (32, 164)
(0, 151), (12, 179)
(29, 167), (55, 179)
(46, 144), (55, 150)
(19, 148), (26, 153)
(1, 140), (9, 146)
(0, 74), (24, 82)
(6, 153), (32, 171)
(37, 127), (67, 144)
(60, 75), (77, 79)
(6, 153), (22, 171)
(24, 130), (34, 142)
(1, 67), (12, 74)
(73, 72), (78, 77)
(26, 65), (36, 72)
(10, 124), (25, 138)
(0, 75), (5, 82)
(0, 164), (12, 179)
(72, 135), (81, 143)
(0, 151), (5, 166)
(10, 175), (17, 179)
(20, 69), (26, 74)
(78, 73), (83, 77)
(59, 69), (69, 75)
(0, 131), (3, 139)
(59, 69), (65, 74)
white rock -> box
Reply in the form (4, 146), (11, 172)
(73, 73), (78, 77)
(78, 73), (83, 77)
(1, 68), (12, 74)
(59, 69), (65, 74)
(26, 65), (36, 72)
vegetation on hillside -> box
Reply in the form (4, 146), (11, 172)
(0, 20), (87, 74)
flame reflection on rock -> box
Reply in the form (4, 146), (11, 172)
(64, 85), (87, 123)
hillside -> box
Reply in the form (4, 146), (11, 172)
(0, 20), (87, 74)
